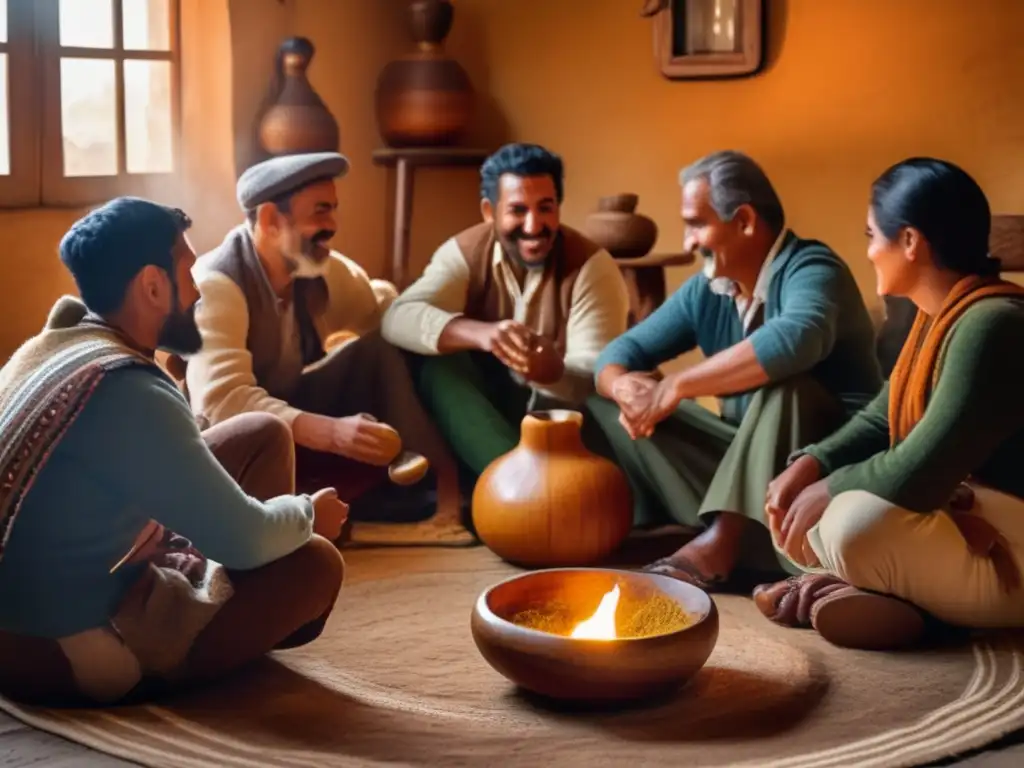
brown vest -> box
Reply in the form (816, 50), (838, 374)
(454, 223), (601, 357)
(197, 226), (329, 396)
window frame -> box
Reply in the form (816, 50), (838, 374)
(0, 0), (182, 209)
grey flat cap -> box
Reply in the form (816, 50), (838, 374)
(236, 151), (350, 211)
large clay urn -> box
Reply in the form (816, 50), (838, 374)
(258, 37), (340, 155)
(582, 194), (659, 259)
(472, 410), (633, 568)
(374, 0), (475, 147)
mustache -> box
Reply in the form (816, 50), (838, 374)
(509, 227), (552, 242)
(298, 231), (334, 259)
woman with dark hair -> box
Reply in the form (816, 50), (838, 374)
(753, 157), (1024, 650)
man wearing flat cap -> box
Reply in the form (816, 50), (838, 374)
(184, 152), (471, 546)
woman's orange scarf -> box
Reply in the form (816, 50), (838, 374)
(888, 274), (1024, 446)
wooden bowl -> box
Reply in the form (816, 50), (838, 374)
(470, 568), (718, 703)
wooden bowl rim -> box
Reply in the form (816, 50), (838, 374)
(473, 567), (714, 646)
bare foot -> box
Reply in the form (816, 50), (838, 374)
(643, 512), (747, 590)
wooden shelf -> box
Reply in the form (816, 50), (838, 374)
(372, 146), (492, 289)
(372, 147), (491, 168)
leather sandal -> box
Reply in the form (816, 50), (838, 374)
(752, 573), (849, 627)
(753, 573), (927, 650)
(810, 587), (927, 651)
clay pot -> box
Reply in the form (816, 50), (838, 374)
(471, 568), (719, 702)
(582, 194), (659, 259)
(375, 0), (475, 147)
(472, 410), (632, 568)
(258, 38), (340, 156)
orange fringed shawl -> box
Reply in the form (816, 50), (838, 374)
(887, 274), (1024, 446)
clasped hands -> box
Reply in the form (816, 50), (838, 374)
(610, 371), (682, 439)
(765, 454), (832, 568)
(766, 458), (997, 572)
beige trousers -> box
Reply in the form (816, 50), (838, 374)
(805, 486), (1024, 628)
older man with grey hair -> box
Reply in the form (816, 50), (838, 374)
(185, 152), (472, 546)
(589, 150), (882, 588)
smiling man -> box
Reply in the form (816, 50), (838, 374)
(185, 152), (470, 545)
(381, 143), (630, 479)
(589, 150), (882, 587)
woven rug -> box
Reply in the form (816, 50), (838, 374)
(3, 547), (1024, 768)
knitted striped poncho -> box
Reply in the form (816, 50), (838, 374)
(0, 296), (154, 560)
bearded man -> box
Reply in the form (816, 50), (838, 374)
(184, 152), (470, 545)
(0, 197), (348, 707)
(589, 150), (883, 588)
(381, 143), (631, 479)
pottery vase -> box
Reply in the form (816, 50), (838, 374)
(472, 410), (633, 568)
(258, 37), (340, 156)
(582, 193), (659, 259)
(374, 0), (475, 147)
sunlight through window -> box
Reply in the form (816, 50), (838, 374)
(59, 0), (114, 49)
(0, 0), (8, 176)
(0, 53), (9, 176)
(56, 0), (175, 180)
(0, 0), (175, 204)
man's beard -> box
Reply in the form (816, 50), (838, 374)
(282, 227), (334, 278)
(156, 300), (202, 356)
(698, 246), (717, 279)
(498, 225), (555, 271)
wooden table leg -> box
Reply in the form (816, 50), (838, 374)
(391, 158), (415, 290)
(628, 266), (668, 324)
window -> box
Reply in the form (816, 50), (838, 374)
(0, 0), (179, 208)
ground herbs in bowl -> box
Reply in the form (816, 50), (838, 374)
(510, 591), (693, 639)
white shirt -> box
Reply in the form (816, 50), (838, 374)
(381, 235), (630, 406)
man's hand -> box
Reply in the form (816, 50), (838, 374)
(609, 372), (659, 439)
(632, 373), (686, 438)
(480, 320), (533, 374)
(776, 479), (833, 567)
(331, 415), (402, 466)
(311, 487), (349, 541)
(766, 454), (823, 527)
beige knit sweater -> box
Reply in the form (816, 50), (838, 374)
(186, 249), (397, 427)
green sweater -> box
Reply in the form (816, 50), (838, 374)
(803, 297), (1024, 512)
(595, 230), (883, 423)
(0, 368), (314, 639)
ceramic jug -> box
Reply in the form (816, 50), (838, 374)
(472, 410), (632, 567)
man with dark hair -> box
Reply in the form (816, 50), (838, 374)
(382, 142), (630, 479)
(186, 152), (470, 545)
(0, 197), (348, 707)
(590, 150), (883, 587)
